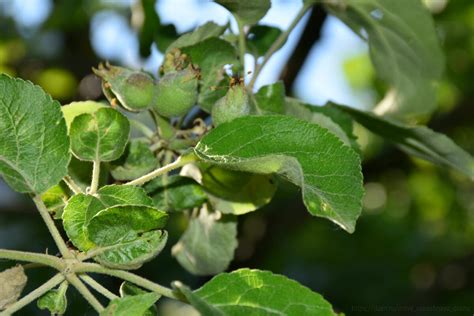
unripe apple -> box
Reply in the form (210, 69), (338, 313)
(93, 63), (155, 111)
(211, 82), (251, 126)
(153, 65), (199, 118)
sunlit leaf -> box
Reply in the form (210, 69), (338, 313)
(175, 268), (338, 315)
(101, 293), (160, 316)
(0, 74), (70, 194)
(254, 81), (285, 114)
(195, 115), (363, 233)
(167, 22), (227, 52)
(215, 0), (271, 25)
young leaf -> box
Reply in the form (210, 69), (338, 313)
(0, 74), (70, 194)
(37, 282), (68, 315)
(87, 205), (168, 269)
(61, 101), (106, 130)
(41, 183), (69, 219)
(97, 185), (154, 208)
(215, 0), (271, 26)
(144, 175), (207, 212)
(167, 21), (227, 52)
(285, 98), (359, 152)
(110, 140), (157, 181)
(195, 115), (363, 233)
(200, 165), (276, 215)
(62, 193), (105, 251)
(247, 25), (283, 57)
(327, 0), (444, 121)
(101, 293), (160, 316)
(180, 38), (238, 111)
(332, 103), (474, 179)
(0, 266), (27, 310)
(254, 81), (285, 114)
(70, 107), (130, 161)
(172, 206), (237, 276)
(119, 282), (158, 316)
(174, 268), (338, 315)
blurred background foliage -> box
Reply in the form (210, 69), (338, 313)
(1, 0), (474, 315)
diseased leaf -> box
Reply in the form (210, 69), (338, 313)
(195, 115), (363, 233)
(327, 0), (444, 121)
(62, 193), (105, 251)
(144, 175), (207, 212)
(61, 101), (106, 130)
(0, 74), (70, 194)
(101, 293), (160, 316)
(254, 81), (285, 114)
(70, 107), (130, 162)
(97, 185), (154, 208)
(175, 268), (338, 316)
(215, 0), (271, 25)
(0, 266), (27, 310)
(167, 22), (227, 52)
(247, 25), (282, 57)
(285, 98), (359, 152)
(37, 282), (68, 315)
(172, 206), (237, 276)
(109, 140), (158, 181)
(87, 205), (168, 269)
(181, 38), (238, 111)
(332, 103), (474, 179)
(200, 165), (276, 215)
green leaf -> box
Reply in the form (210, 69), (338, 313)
(119, 282), (158, 316)
(97, 185), (154, 208)
(200, 165), (276, 215)
(144, 175), (207, 212)
(41, 183), (69, 219)
(87, 205), (168, 269)
(195, 115), (363, 233)
(67, 156), (109, 191)
(254, 81), (285, 114)
(0, 266), (27, 310)
(172, 206), (237, 276)
(247, 25), (282, 57)
(70, 107), (130, 162)
(327, 0), (444, 121)
(62, 193), (105, 251)
(101, 293), (160, 316)
(167, 22), (227, 52)
(61, 101), (106, 130)
(215, 0), (271, 25)
(175, 268), (338, 316)
(332, 103), (474, 179)
(37, 282), (68, 315)
(181, 38), (238, 111)
(109, 140), (158, 181)
(0, 74), (70, 194)
(285, 98), (359, 152)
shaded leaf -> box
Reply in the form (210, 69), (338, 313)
(0, 74), (70, 194)
(215, 0), (271, 25)
(67, 156), (109, 191)
(175, 268), (338, 316)
(181, 38), (238, 111)
(70, 107), (130, 162)
(0, 266), (27, 310)
(332, 103), (474, 179)
(172, 206), (237, 276)
(37, 282), (68, 315)
(144, 175), (207, 212)
(101, 293), (160, 316)
(41, 183), (69, 219)
(195, 115), (363, 233)
(328, 0), (444, 121)
(97, 185), (154, 208)
(254, 81), (285, 114)
(109, 140), (158, 181)
(167, 22), (227, 52)
(119, 282), (158, 316)
(247, 25), (282, 57)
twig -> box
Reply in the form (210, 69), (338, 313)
(66, 274), (104, 313)
(80, 275), (118, 301)
(89, 159), (100, 194)
(63, 176), (83, 194)
(0, 249), (64, 270)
